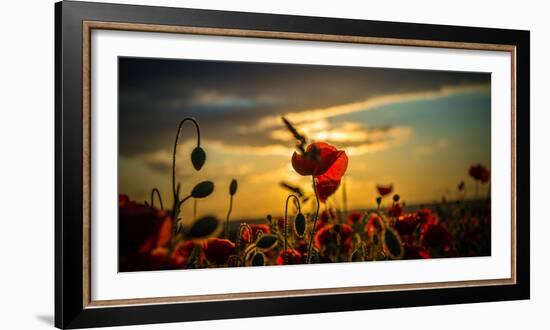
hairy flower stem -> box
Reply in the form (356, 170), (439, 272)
(150, 187), (164, 210)
(170, 118), (201, 246)
(284, 194), (301, 265)
(177, 195), (192, 209)
(171, 118), (201, 214)
(225, 195), (234, 239)
(307, 176), (321, 264)
(169, 194), (192, 248)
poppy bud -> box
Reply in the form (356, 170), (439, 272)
(191, 181), (214, 198)
(191, 146), (206, 171)
(294, 213), (306, 237)
(251, 252), (265, 266)
(229, 179), (238, 196)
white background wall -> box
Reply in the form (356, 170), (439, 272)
(0, 0), (546, 329)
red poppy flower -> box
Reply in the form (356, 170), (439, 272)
(314, 224), (353, 254)
(241, 224), (270, 243)
(313, 209), (334, 230)
(315, 177), (341, 203)
(469, 164), (490, 183)
(119, 194), (130, 207)
(376, 184), (393, 197)
(276, 249), (303, 265)
(148, 246), (170, 270)
(403, 243), (431, 259)
(421, 223), (452, 249)
(291, 142), (348, 177)
(394, 213), (419, 235)
(291, 142), (348, 203)
(169, 241), (199, 268)
(325, 208), (337, 221)
(295, 240), (309, 256)
(202, 238), (235, 264)
(275, 217), (286, 230)
(315, 210), (331, 231)
(118, 194), (172, 256)
(347, 212), (363, 226)
(365, 214), (383, 238)
(417, 207), (437, 225)
(387, 203), (403, 217)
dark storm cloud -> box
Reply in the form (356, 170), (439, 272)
(118, 57), (489, 156)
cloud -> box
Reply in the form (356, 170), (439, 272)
(122, 115), (413, 171)
(166, 90), (281, 110)
(135, 123), (413, 177)
(119, 82), (488, 166)
(271, 120), (412, 155)
(414, 139), (449, 156)
(118, 57), (491, 158)
(246, 83), (490, 132)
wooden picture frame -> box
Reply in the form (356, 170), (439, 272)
(55, 1), (530, 328)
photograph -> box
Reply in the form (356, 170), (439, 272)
(118, 57), (492, 272)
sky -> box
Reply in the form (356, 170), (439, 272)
(118, 57), (491, 221)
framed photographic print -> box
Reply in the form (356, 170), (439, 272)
(55, 1), (530, 328)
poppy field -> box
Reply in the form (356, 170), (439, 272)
(118, 58), (491, 272)
(118, 116), (491, 272)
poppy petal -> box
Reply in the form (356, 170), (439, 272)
(309, 142), (342, 176)
(315, 176), (341, 203)
(318, 150), (348, 181)
(291, 152), (316, 176)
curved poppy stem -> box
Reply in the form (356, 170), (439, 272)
(171, 118), (201, 207)
(307, 176), (320, 264)
(170, 118), (201, 250)
(284, 194), (301, 265)
(225, 195), (233, 239)
(177, 194), (192, 208)
(150, 187), (164, 210)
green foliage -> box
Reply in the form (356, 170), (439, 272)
(186, 245), (200, 268)
(351, 244), (364, 262)
(310, 249), (321, 264)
